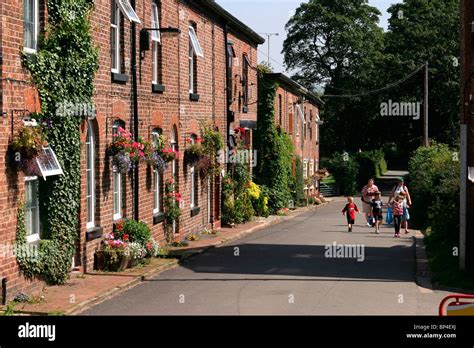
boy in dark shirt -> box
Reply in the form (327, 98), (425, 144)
(371, 192), (384, 234)
(342, 196), (359, 232)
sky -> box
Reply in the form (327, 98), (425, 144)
(216, 0), (403, 73)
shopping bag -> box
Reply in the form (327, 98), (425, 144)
(368, 216), (375, 227)
(386, 206), (393, 224)
(403, 207), (410, 220)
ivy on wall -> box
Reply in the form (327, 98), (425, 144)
(254, 65), (294, 213)
(19, 0), (99, 284)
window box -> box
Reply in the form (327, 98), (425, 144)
(189, 93), (200, 101)
(86, 226), (104, 242)
(190, 206), (200, 217)
(111, 72), (128, 84)
(153, 212), (166, 225)
(152, 83), (165, 93)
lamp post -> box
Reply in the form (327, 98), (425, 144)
(259, 32), (279, 65)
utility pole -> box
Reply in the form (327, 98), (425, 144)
(259, 32), (279, 65)
(423, 61), (429, 146)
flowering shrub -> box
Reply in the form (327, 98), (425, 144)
(186, 234), (199, 241)
(114, 219), (151, 247)
(128, 242), (146, 261)
(145, 239), (160, 258)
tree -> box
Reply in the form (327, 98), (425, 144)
(283, 0), (385, 155)
(383, 0), (460, 146)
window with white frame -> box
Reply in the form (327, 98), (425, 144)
(112, 121), (124, 220)
(189, 134), (198, 209)
(35, 146), (63, 178)
(25, 177), (40, 243)
(151, 1), (161, 85)
(309, 160), (314, 178)
(152, 128), (163, 214)
(303, 160), (308, 179)
(171, 126), (178, 180)
(242, 54), (250, 108)
(23, 0), (39, 53)
(86, 121), (96, 228)
(188, 25), (203, 94)
(111, 0), (121, 73)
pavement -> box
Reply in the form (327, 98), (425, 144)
(83, 197), (454, 315)
(1, 201), (329, 315)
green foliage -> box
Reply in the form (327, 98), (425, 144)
(221, 175), (255, 225)
(291, 156), (305, 205)
(255, 73), (294, 213)
(283, 0), (460, 159)
(164, 179), (181, 238)
(327, 152), (359, 195)
(408, 143), (459, 240)
(115, 219), (151, 246)
(354, 150), (387, 188)
(19, 0), (99, 284)
(246, 181), (270, 218)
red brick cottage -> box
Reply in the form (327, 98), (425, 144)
(0, 0), (263, 301)
(265, 73), (324, 197)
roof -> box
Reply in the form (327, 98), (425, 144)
(190, 0), (265, 45)
(265, 73), (325, 107)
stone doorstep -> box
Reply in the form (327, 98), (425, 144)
(1, 201), (332, 316)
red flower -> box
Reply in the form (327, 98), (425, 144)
(123, 234), (129, 241)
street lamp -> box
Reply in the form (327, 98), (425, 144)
(139, 26), (180, 59)
(259, 32), (279, 65)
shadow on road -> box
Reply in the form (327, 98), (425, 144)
(153, 242), (415, 282)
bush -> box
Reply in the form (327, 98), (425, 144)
(327, 152), (359, 195)
(290, 156), (305, 206)
(222, 175), (255, 225)
(408, 143), (459, 240)
(114, 219), (151, 246)
(354, 150), (387, 188)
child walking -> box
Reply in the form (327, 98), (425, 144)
(399, 191), (410, 234)
(342, 196), (359, 232)
(392, 195), (404, 238)
(370, 192), (384, 234)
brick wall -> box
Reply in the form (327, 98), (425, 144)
(1, 0), (262, 299)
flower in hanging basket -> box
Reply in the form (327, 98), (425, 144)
(112, 152), (132, 173)
(147, 151), (167, 173)
(11, 126), (48, 160)
(160, 148), (179, 162)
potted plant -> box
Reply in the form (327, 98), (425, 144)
(96, 233), (130, 272)
(160, 147), (179, 163)
(127, 242), (146, 267)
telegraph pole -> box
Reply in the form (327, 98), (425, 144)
(424, 61), (429, 146)
(259, 32), (279, 65)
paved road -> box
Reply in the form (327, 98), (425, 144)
(84, 197), (452, 315)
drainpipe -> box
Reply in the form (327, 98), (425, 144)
(224, 22), (231, 173)
(131, 0), (139, 221)
(2, 278), (6, 305)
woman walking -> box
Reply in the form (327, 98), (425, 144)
(361, 179), (379, 226)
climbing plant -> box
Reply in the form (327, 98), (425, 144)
(254, 65), (294, 213)
(19, 0), (99, 284)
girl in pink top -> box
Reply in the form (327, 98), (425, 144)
(392, 195), (404, 238)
